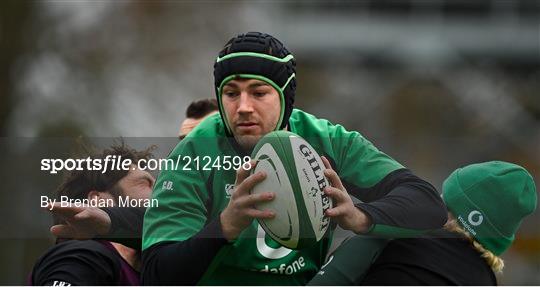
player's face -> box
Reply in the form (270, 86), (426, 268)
(116, 166), (155, 200)
(221, 78), (281, 149)
(179, 111), (217, 140)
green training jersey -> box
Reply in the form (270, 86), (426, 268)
(142, 109), (404, 285)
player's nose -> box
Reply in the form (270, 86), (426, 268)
(237, 92), (254, 113)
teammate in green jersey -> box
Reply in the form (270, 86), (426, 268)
(141, 32), (447, 285)
(308, 161), (537, 285)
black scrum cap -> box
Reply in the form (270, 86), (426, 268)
(214, 32), (296, 134)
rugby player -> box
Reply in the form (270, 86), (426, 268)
(31, 144), (155, 285)
(179, 98), (218, 139)
(140, 32), (447, 285)
(309, 161), (537, 285)
(46, 98), (220, 248)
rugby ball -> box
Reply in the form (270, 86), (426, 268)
(250, 130), (333, 249)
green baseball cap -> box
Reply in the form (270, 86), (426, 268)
(443, 161), (537, 255)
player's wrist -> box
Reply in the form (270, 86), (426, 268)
(98, 214), (112, 236)
(219, 211), (240, 241)
(95, 208), (112, 236)
(352, 208), (372, 234)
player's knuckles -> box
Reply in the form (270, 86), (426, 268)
(333, 205), (348, 215)
(252, 171), (267, 182)
(233, 182), (250, 196)
(328, 172), (345, 188)
(248, 160), (257, 170)
(230, 197), (244, 209)
(326, 207), (339, 216)
(256, 192), (274, 202)
(326, 172), (343, 188)
(336, 206), (348, 218)
(243, 194), (262, 205)
(331, 186), (343, 194)
(241, 172), (266, 189)
(236, 167), (249, 186)
(321, 156), (331, 169)
(244, 209), (262, 218)
(230, 189), (240, 200)
(248, 209), (274, 219)
(324, 169), (338, 179)
(325, 187), (343, 199)
(241, 192), (269, 208)
(237, 161), (256, 181)
(323, 186), (335, 195)
(262, 210), (275, 218)
(336, 180), (346, 191)
(233, 196), (250, 208)
(74, 211), (91, 221)
(236, 193), (257, 207)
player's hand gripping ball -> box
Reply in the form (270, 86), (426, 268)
(250, 131), (333, 249)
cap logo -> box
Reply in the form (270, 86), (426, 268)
(468, 210), (484, 226)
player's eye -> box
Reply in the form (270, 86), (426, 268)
(223, 90), (238, 98)
(253, 90), (267, 97)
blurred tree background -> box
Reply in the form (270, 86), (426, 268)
(0, 0), (538, 284)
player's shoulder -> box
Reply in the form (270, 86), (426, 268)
(32, 240), (121, 285)
(290, 108), (330, 131)
(187, 112), (224, 138)
(289, 108), (320, 122)
(34, 240), (119, 266)
(289, 108), (356, 138)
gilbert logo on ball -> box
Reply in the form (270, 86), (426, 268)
(250, 131), (333, 249)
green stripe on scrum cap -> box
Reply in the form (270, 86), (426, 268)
(216, 52), (294, 63)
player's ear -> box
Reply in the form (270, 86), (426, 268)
(87, 190), (101, 201)
(88, 190), (116, 204)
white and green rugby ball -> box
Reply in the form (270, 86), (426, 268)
(250, 131), (333, 249)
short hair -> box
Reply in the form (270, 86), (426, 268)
(185, 98), (218, 119)
(55, 142), (154, 211)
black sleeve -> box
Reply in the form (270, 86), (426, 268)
(141, 216), (228, 285)
(32, 240), (120, 286)
(100, 207), (145, 249)
(344, 169), (448, 232)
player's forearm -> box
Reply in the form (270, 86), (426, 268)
(349, 208), (372, 234)
(141, 217), (228, 285)
(100, 207), (145, 249)
(353, 169), (447, 235)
